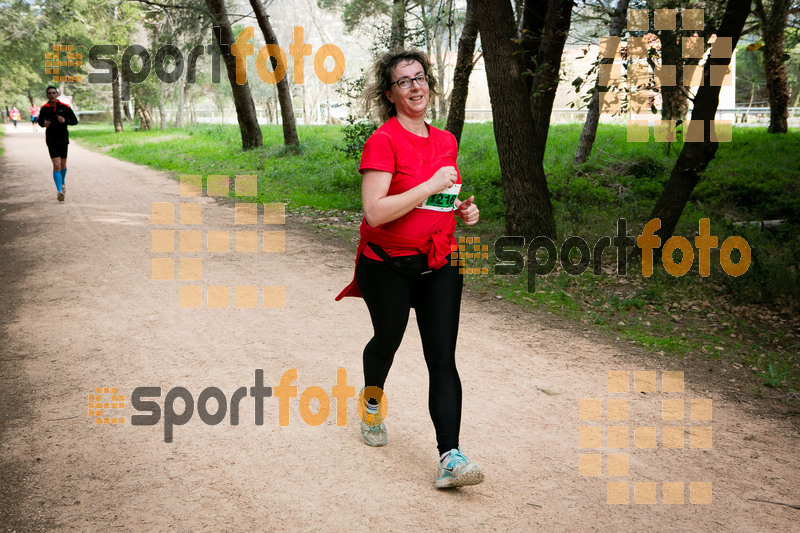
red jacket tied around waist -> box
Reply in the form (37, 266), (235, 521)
(335, 216), (457, 301)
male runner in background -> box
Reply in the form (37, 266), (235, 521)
(38, 86), (78, 202)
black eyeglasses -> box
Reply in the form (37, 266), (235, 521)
(390, 74), (429, 89)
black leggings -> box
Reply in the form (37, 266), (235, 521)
(356, 253), (463, 454)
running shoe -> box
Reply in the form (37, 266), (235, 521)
(435, 447), (484, 489)
(359, 387), (387, 446)
(62, 184), (66, 195)
(360, 421), (387, 447)
(57, 191), (64, 202)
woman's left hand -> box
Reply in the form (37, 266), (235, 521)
(454, 195), (479, 225)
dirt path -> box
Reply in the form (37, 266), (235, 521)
(1, 123), (798, 532)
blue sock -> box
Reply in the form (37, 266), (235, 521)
(53, 171), (63, 192)
(60, 168), (67, 185)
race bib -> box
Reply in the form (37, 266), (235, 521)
(417, 183), (461, 212)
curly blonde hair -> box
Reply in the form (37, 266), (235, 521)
(362, 49), (439, 123)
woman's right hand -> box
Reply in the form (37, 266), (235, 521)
(427, 166), (458, 194)
(362, 166), (459, 227)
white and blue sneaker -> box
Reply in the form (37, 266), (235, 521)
(359, 388), (387, 447)
(360, 420), (388, 447)
(435, 447), (484, 489)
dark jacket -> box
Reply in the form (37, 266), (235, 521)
(37, 100), (78, 144)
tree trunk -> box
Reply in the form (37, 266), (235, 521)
(648, 0), (752, 246)
(302, 84), (309, 124)
(436, 39), (447, 119)
(517, 0), (547, 94)
(121, 69), (133, 121)
(177, 78), (186, 128)
(755, 0), (791, 134)
(420, 1), (434, 119)
(205, 0), (263, 149)
(158, 81), (166, 130)
(528, 0), (573, 164)
(111, 64), (123, 133)
(659, 29), (689, 121)
(446, 0), (478, 145)
(325, 84), (332, 124)
(390, 0), (406, 50)
(514, 0), (524, 24)
(574, 0), (628, 164)
(574, 94), (601, 164)
(135, 97), (153, 131)
(475, 0), (559, 240)
(249, 0), (300, 146)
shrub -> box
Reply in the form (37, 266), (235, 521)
(340, 117), (377, 160)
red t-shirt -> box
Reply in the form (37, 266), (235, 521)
(359, 117), (460, 260)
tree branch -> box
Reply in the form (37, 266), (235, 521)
(753, 0), (766, 22)
(128, 0), (254, 21)
(128, 0), (203, 11)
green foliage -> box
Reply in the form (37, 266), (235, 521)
(757, 362), (791, 388)
(736, 43), (768, 105)
(0, 0), (52, 103)
(737, 29), (800, 108)
(333, 71), (377, 160)
(340, 118), (377, 160)
(0, 0), (145, 110)
(693, 128), (800, 220)
(318, 0), (391, 33)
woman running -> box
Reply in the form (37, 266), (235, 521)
(9, 106), (20, 128)
(336, 49), (483, 489)
(29, 105), (38, 131)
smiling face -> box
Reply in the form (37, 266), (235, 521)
(384, 60), (429, 120)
